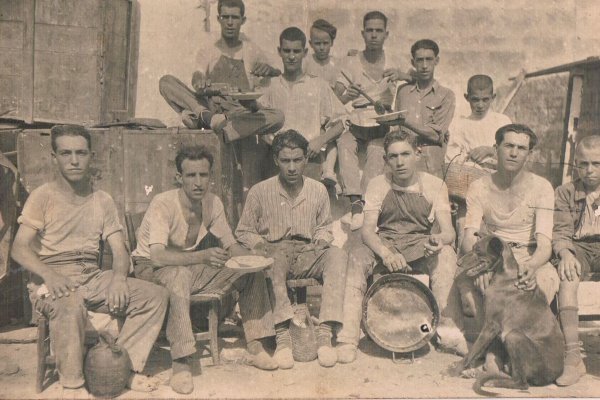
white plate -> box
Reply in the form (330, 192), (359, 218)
(229, 92), (263, 100)
(225, 255), (273, 273)
(373, 111), (407, 123)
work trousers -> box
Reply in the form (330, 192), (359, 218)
(337, 125), (387, 197)
(158, 75), (284, 142)
(267, 241), (347, 326)
(31, 267), (169, 388)
(135, 258), (275, 360)
(337, 243), (463, 346)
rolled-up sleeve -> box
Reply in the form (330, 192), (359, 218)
(235, 188), (265, 250)
(553, 184), (576, 255)
(101, 195), (123, 241)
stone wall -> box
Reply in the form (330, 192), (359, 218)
(135, 0), (600, 125)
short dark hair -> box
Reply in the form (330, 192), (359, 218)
(175, 145), (214, 173)
(495, 124), (538, 150)
(467, 74), (494, 94)
(280, 27), (306, 48)
(217, 0), (245, 17)
(311, 19), (337, 41)
(50, 124), (92, 152)
(383, 130), (418, 153)
(411, 39), (439, 58)
(272, 130), (308, 157)
(363, 10), (387, 29)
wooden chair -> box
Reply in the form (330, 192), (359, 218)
(125, 212), (222, 367)
(287, 278), (321, 305)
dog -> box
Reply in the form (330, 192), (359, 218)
(457, 235), (564, 396)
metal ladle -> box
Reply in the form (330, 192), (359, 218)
(341, 71), (386, 115)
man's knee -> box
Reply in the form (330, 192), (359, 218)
(430, 246), (458, 276)
(346, 245), (374, 292)
(536, 263), (560, 304)
(157, 266), (194, 295)
(324, 247), (348, 270)
(265, 108), (285, 130)
(158, 74), (180, 96)
(338, 131), (357, 152)
(49, 294), (87, 321)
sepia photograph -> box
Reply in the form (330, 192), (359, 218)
(1, 0), (600, 398)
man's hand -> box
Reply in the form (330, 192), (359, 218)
(515, 261), (537, 291)
(424, 235), (444, 257)
(199, 248), (230, 268)
(382, 250), (410, 273)
(106, 275), (129, 315)
(238, 99), (260, 112)
(43, 270), (80, 300)
(383, 68), (413, 82)
(344, 84), (362, 101)
(469, 146), (495, 164)
(251, 62), (280, 77)
(251, 242), (270, 257)
(475, 271), (493, 294)
(192, 71), (209, 92)
(558, 249), (582, 281)
(307, 137), (325, 159)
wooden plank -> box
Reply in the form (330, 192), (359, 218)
(0, 0), (24, 22)
(0, 78), (20, 117)
(21, 0), (35, 123)
(0, 49), (23, 76)
(89, 128), (125, 218)
(561, 72), (584, 184)
(34, 24), (98, 55)
(126, 0), (139, 123)
(17, 130), (54, 194)
(0, 21), (24, 49)
(34, 0), (102, 28)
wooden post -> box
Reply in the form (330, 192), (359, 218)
(560, 69), (584, 184)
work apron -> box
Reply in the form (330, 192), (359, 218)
(377, 177), (439, 263)
(205, 55), (251, 116)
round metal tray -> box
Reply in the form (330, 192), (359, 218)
(362, 274), (440, 353)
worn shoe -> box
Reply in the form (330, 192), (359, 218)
(274, 347), (294, 369)
(557, 354), (586, 386)
(210, 113), (227, 133)
(336, 343), (357, 364)
(317, 345), (337, 367)
(170, 370), (193, 394)
(247, 351), (278, 371)
(181, 110), (200, 129)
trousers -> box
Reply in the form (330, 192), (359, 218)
(31, 266), (169, 388)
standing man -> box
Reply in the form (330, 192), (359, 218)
(395, 39), (455, 178)
(258, 27), (346, 182)
(553, 135), (600, 386)
(336, 130), (467, 363)
(236, 130), (348, 369)
(335, 11), (412, 230)
(461, 124), (560, 373)
(132, 145), (278, 394)
(11, 125), (169, 394)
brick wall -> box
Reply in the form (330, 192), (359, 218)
(135, 0), (600, 125)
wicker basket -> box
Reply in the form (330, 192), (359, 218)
(289, 304), (318, 362)
(444, 163), (491, 199)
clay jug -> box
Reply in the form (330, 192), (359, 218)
(84, 331), (132, 398)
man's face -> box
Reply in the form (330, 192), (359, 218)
(361, 18), (388, 51)
(465, 88), (495, 119)
(275, 147), (307, 186)
(52, 135), (91, 183)
(575, 145), (600, 191)
(278, 39), (307, 74)
(496, 131), (531, 173)
(177, 158), (211, 202)
(309, 28), (332, 61)
(218, 6), (245, 41)
(384, 140), (419, 183)
(411, 48), (439, 82)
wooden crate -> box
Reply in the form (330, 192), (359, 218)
(0, 0), (138, 125)
(17, 128), (240, 228)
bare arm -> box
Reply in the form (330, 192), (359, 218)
(105, 231), (131, 313)
(11, 225), (79, 299)
(361, 211), (409, 273)
(149, 243), (228, 269)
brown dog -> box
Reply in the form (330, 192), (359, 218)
(457, 235), (564, 396)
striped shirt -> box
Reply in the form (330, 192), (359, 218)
(235, 176), (333, 249)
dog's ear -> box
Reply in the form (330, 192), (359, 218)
(487, 236), (504, 258)
(488, 236), (519, 274)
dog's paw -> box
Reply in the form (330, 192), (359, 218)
(444, 360), (465, 377)
(461, 366), (484, 379)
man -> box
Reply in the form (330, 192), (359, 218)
(236, 130), (347, 369)
(336, 130), (467, 363)
(132, 145), (277, 394)
(335, 11), (412, 230)
(159, 0), (283, 141)
(258, 27), (346, 182)
(461, 123), (560, 373)
(11, 125), (169, 394)
(395, 39), (455, 178)
(553, 135), (600, 386)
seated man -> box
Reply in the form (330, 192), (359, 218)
(11, 125), (169, 393)
(553, 135), (600, 386)
(258, 27), (346, 182)
(336, 130), (467, 363)
(460, 123), (560, 372)
(132, 145), (277, 394)
(159, 0), (283, 142)
(235, 130), (348, 369)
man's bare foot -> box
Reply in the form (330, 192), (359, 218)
(61, 386), (90, 399)
(127, 373), (159, 392)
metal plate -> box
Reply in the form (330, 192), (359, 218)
(362, 274), (440, 353)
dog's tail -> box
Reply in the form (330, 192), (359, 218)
(474, 372), (529, 397)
